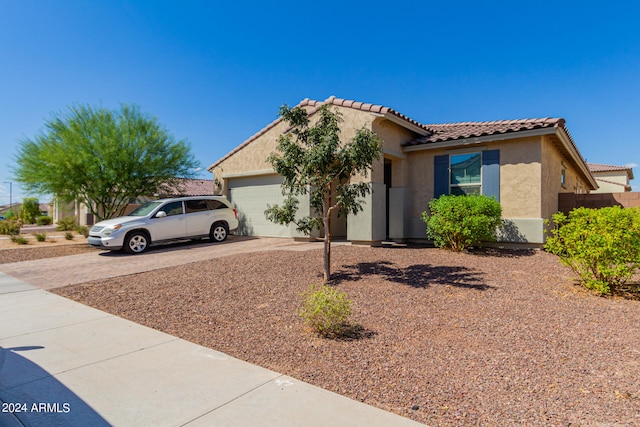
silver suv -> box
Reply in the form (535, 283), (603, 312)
(88, 196), (239, 254)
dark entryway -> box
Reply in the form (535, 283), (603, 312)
(384, 158), (392, 239)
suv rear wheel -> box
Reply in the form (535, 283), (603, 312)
(124, 231), (149, 254)
(210, 222), (228, 242)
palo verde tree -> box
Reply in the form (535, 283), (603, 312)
(265, 104), (382, 282)
(14, 104), (199, 222)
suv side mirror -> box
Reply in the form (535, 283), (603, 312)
(155, 211), (167, 218)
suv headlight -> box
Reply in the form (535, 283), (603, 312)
(103, 224), (122, 236)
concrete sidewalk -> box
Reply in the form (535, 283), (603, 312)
(0, 273), (424, 426)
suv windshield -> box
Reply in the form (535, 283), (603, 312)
(128, 201), (163, 216)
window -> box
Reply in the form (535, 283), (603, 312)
(561, 168), (567, 188)
(205, 200), (226, 210)
(185, 199), (208, 213)
(450, 153), (481, 195)
(159, 201), (184, 216)
(434, 150), (500, 200)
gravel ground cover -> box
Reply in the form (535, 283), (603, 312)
(0, 242), (95, 263)
(51, 245), (640, 426)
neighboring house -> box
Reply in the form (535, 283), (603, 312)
(209, 96), (598, 245)
(54, 178), (215, 226)
(587, 163), (634, 193)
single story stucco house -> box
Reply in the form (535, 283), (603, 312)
(209, 96), (598, 245)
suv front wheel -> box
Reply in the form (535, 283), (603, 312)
(210, 222), (228, 242)
(124, 231), (150, 254)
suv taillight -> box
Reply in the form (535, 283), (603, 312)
(233, 209), (238, 219)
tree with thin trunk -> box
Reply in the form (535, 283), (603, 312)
(13, 104), (199, 222)
(265, 104), (382, 282)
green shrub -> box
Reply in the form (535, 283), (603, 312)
(21, 198), (40, 224)
(76, 225), (89, 238)
(64, 231), (74, 240)
(0, 220), (21, 236)
(57, 216), (78, 231)
(36, 215), (53, 226)
(4, 209), (16, 220)
(300, 285), (354, 337)
(10, 235), (28, 245)
(544, 206), (640, 295)
(422, 194), (502, 251)
(34, 232), (47, 242)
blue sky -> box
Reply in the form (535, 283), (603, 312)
(1, 0), (639, 204)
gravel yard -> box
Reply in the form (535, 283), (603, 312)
(2, 242), (637, 425)
(44, 244), (640, 426)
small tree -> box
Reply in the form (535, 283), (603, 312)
(21, 197), (40, 224)
(265, 104), (382, 282)
(422, 194), (502, 251)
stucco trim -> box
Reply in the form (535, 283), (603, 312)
(383, 147), (406, 160)
(221, 169), (277, 179)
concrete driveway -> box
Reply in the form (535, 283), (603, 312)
(0, 236), (332, 290)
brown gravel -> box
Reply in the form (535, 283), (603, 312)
(0, 242), (95, 264)
(48, 245), (640, 426)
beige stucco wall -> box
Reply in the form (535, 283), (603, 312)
(403, 137), (550, 242)
(591, 172), (630, 193)
(540, 136), (587, 220)
(404, 137), (544, 219)
(497, 137), (542, 218)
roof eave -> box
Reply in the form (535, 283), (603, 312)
(402, 127), (557, 152)
(555, 127), (598, 190)
(382, 112), (430, 136)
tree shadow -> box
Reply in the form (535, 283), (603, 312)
(470, 247), (538, 258)
(332, 260), (492, 290)
(0, 345), (110, 426)
(332, 324), (377, 342)
(609, 282), (640, 301)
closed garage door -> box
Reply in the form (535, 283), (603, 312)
(227, 175), (302, 238)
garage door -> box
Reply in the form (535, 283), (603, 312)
(227, 175), (303, 238)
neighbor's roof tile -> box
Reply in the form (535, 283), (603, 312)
(587, 163), (633, 173)
(159, 178), (214, 196)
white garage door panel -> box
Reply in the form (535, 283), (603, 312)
(228, 177), (300, 238)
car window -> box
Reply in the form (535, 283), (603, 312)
(205, 200), (227, 210)
(159, 201), (184, 216)
(129, 201), (162, 216)
(185, 199), (209, 213)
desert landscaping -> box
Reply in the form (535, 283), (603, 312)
(2, 241), (637, 425)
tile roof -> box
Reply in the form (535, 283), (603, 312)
(300, 96), (430, 132)
(403, 118), (566, 146)
(588, 163), (634, 180)
(208, 96), (427, 170)
(159, 178), (214, 196)
(587, 163), (633, 173)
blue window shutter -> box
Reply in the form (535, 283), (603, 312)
(482, 149), (500, 201)
(434, 155), (449, 198)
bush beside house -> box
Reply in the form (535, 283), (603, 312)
(422, 194), (503, 251)
(545, 206), (640, 294)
